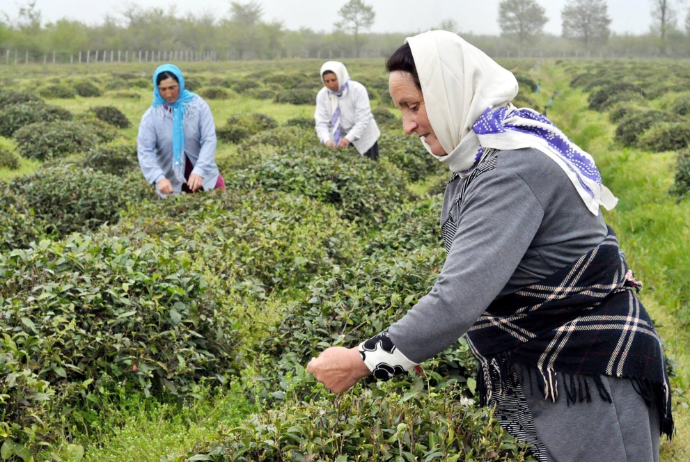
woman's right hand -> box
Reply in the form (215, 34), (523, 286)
(157, 178), (173, 194)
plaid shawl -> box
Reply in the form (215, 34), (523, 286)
(466, 228), (674, 437)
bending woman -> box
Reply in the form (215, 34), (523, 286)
(315, 61), (380, 160)
(137, 64), (224, 198)
(307, 31), (672, 462)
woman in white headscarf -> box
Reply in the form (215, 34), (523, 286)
(307, 31), (671, 462)
(314, 61), (381, 160)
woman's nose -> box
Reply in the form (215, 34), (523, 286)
(402, 114), (417, 135)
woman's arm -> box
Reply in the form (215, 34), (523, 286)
(308, 167), (545, 390)
(314, 90), (333, 145)
(191, 99), (217, 180)
(343, 83), (373, 144)
(137, 111), (166, 185)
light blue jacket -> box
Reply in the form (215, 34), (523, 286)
(137, 95), (220, 196)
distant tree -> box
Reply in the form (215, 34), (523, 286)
(498, 0), (548, 50)
(335, 0), (375, 58)
(229, 0), (263, 27)
(438, 19), (459, 34)
(561, 0), (611, 52)
(650, 0), (678, 50)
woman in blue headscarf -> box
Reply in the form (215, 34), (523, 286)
(137, 64), (224, 198)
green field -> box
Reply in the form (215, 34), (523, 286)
(0, 58), (688, 461)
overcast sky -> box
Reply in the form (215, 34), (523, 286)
(1, 0), (677, 35)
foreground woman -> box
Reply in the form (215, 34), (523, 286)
(315, 61), (380, 160)
(307, 31), (672, 462)
(137, 64), (224, 198)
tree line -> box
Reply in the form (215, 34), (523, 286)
(1, 0), (690, 62)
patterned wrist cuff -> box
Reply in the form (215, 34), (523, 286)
(359, 329), (417, 381)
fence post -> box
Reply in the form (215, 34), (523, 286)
(5, 49), (9, 65)
(70, 55), (73, 64)
(96, 50), (99, 62)
(126, 50), (129, 62)
(87, 50), (90, 63)
(110, 50), (113, 62)
(25, 50), (28, 65)
(43, 54), (47, 64)
(145, 50), (149, 62)
(52, 50), (55, 64)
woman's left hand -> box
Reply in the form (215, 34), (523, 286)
(337, 138), (351, 149)
(306, 346), (371, 393)
(188, 173), (204, 192)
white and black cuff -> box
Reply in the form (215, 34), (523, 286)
(359, 329), (417, 381)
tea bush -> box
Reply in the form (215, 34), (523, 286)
(89, 106), (132, 129)
(199, 87), (233, 100)
(671, 148), (690, 199)
(608, 102), (644, 124)
(364, 197), (443, 255)
(588, 82), (645, 111)
(114, 188), (359, 294)
(239, 126), (319, 151)
(670, 96), (690, 116)
(83, 143), (138, 176)
(614, 110), (680, 146)
(38, 84), (77, 99)
(263, 73), (301, 88)
(0, 90), (42, 106)
(246, 88), (275, 100)
(10, 165), (145, 235)
(184, 78), (202, 91)
(217, 113), (279, 143)
(13, 121), (99, 161)
(110, 90), (141, 100)
(0, 145), (20, 170)
(274, 89), (315, 105)
(638, 122), (690, 152)
(0, 184), (42, 250)
(284, 116), (314, 129)
(79, 117), (122, 143)
(73, 81), (102, 97)
(233, 145), (411, 225)
(208, 77), (233, 88)
(378, 131), (441, 182)
(181, 382), (529, 462)
(0, 101), (73, 137)
(515, 74), (538, 92)
(569, 72), (598, 88)
(231, 79), (260, 93)
(0, 233), (239, 449)
(372, 106), (397, 127)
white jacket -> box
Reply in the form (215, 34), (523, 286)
(314, 80), (380, 154)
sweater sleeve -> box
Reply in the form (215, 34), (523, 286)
(314, 89), (332, 145)
(190, 99), (217, 179)
(137, 110), (166, 185)
(360, 168), (545, 374)
(343, 83), (372, 143)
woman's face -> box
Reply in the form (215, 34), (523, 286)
(323, 72), (340, 92)
(389, 70), (446, 156)
(158, 77), (180, 104)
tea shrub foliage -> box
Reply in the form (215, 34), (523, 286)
(0, 90), (42, 106)
(13, 121), (99, 161)
(284, 116), (314, 129)
(199, 87), (233, 100)
(10, 165), (144, 235)
(73, 81), (102, 97)
(89, 106), (132, 129)
(82, 143), (139, 176)
(614, 110), (680, 146)
(0, 233), (239, 448)
(638, 122), (690, 152)
(231, 145), (411, 225)
(274, 89), (315, 105)
(0, 144), (20, 170)
(0, 101), (73, 137)
(38, 84), (77, 99)
(672, 148), (690, 199)
(0, 184), (43, 250)
(378, 131), (441, 182)
(217, 113), (279, 143)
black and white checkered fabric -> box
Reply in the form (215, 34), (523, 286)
(466, 229), (673, 440)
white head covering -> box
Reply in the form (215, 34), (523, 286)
(404, 30), (616, 214)
(320, 61), (350, 91)
(406, 30), (518, 167)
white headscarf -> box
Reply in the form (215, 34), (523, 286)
(405, 30), (616, 214)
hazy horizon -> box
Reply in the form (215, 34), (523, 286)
(1, 0), (680, 36)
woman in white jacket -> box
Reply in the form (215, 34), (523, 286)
(314, 61), (381, 160)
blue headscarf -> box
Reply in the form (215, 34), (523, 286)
(151, 64), (197, 183)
